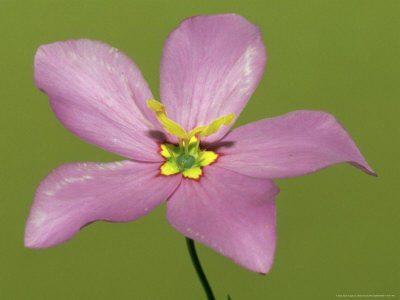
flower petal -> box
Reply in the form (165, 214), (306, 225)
(214, 111), (376, 179)
(160, 14), (266, 143)
(166, 166), (278, 273)
(25, 161), (181, 248)
(34, 39), (165, 161)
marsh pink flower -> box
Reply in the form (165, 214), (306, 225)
(25, 14), (375, 273)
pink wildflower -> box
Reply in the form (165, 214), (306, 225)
(25, 14), (375, 273)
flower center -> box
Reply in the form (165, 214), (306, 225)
(176, 154), (195, 169)
(147, 99), (235, 179)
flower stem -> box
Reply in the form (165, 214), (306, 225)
(185, 238), (215, 300)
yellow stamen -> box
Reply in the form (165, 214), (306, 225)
(188, 114), (235, 139)
(147, 99), (235, 141)
(147, 99), (188, 139)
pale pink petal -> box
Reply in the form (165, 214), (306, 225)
(34, 39), (166, 161)
(25, 161), (181, 248)
(166, 166), (278, 273)
(160, 14), (266, 143)
(214, 111), (376, 179)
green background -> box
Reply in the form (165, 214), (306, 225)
(1, 0), (398, 299)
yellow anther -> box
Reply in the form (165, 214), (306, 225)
(147, 99), (188, 139)
(188, 114), (235, 139)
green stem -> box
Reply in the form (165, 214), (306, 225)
(185, 238), (215, 300)
(184, 138), (189, 157)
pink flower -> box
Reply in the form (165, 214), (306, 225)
(25, 14), (375, 273)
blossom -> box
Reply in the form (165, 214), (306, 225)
(24, 14), (375, 274)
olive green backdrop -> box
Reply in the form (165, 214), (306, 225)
(0, 0), (398, 299)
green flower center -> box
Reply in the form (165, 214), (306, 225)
(159, 137), (218, 179)
(176, 154), (196, 170)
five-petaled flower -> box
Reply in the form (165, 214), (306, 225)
(25, 14), (375, 273)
